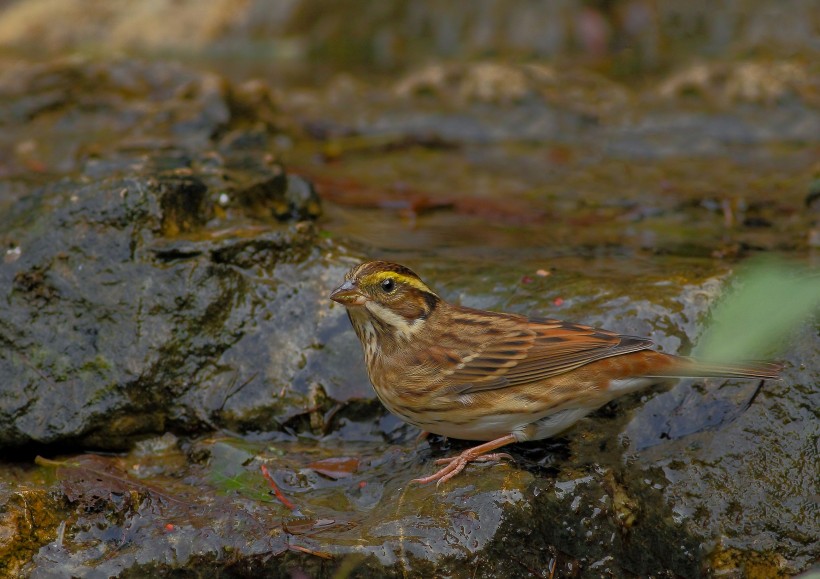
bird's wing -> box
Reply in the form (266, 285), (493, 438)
(441, 309), (653, 394)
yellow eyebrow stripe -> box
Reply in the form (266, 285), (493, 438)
(362, 271), (436, 294)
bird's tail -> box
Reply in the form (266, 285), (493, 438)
(642, 354), (783, 380)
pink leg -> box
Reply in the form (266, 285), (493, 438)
(411, 433), (518, 486)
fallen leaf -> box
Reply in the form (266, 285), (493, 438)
(307, 457), (359, 479)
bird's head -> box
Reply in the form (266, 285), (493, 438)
(330, 261), (440, 339)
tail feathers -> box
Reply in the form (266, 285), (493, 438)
(645, 357), (783, 380)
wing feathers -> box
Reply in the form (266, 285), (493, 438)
(438, 309), (654, 394)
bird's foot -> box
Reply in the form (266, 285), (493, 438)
(411, 450), (514, 486)
(435, 452), (514, 465)
(411, 434), (518, 486)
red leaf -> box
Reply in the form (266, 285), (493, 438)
(307, 457), (359, 479)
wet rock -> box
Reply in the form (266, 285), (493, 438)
(226, 162), (322, 222)
(0, 486), (66, 577)
(0, 168), (331, 450)
(0, 58), (286, 182)
(155, 175), (212, 236)
(8, 250), (816, 578)
(0, 59), (361, 452)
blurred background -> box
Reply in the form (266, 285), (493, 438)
(0, 0), (820, 268)
(1, 0), (818, 264)
(1, 0), (818, 78)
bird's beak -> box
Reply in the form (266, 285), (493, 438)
(330, 280), (366, 306)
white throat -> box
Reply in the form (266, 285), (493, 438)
(363, 301), (423, 341)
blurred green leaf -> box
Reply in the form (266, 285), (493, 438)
(694, 259), (820, 362)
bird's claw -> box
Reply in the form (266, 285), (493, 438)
(411, 451), (514, 486)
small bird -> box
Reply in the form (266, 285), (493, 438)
(330, 261), (781, 485)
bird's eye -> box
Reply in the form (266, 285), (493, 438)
(381, 278), (395, 292)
